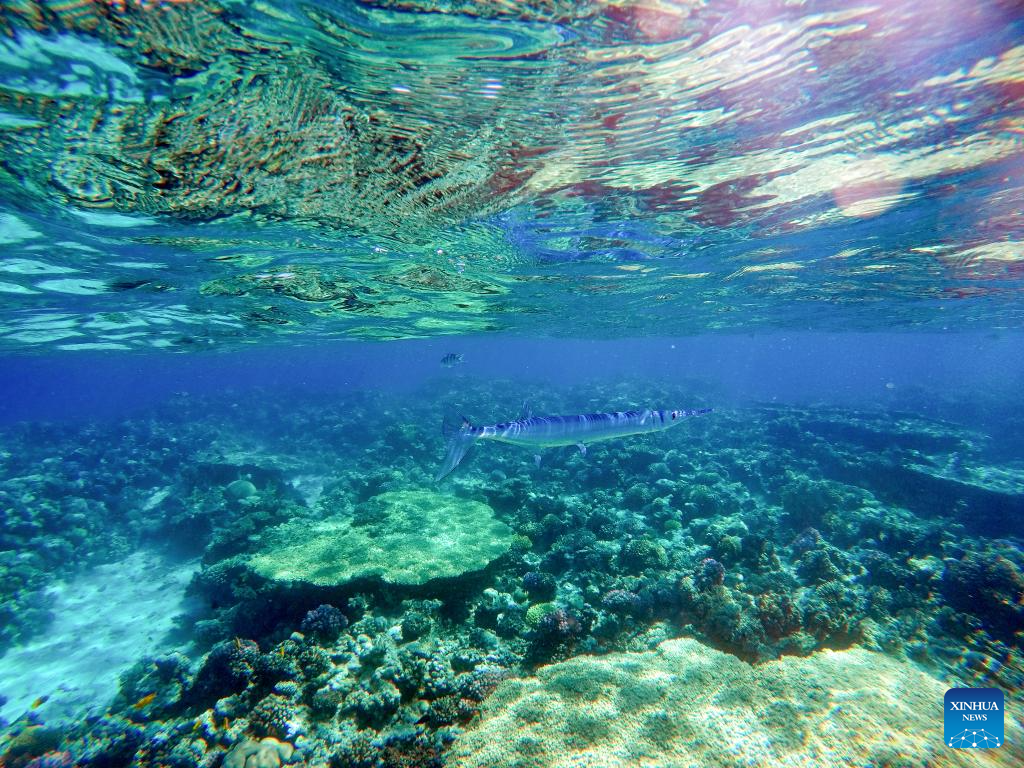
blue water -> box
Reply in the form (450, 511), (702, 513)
(1, 1), (1023, 766)
(3, 332), (1022, 426)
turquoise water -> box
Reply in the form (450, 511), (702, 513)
(0, 2), (1023, 767)
(0, 0), (1022, 345)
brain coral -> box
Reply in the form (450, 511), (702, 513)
(248, 490), (512, 588)
(449, 638), (1023, 768)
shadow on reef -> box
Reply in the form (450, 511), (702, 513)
(1, 379), (1022, 767)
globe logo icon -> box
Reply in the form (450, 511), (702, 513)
(949, 729), (1001, 749)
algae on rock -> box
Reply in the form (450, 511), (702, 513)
(449, 637), (1023, 768)
(248, 490), (513, 589)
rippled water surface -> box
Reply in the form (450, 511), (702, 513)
(0, 0), (1021, 348)
(2, 5), (1024, 767)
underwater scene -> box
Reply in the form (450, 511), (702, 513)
(1, 0), (1024, 767)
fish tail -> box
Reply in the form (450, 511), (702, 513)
(435, 417), (478, 481)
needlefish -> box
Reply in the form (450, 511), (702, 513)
(435, 406), (712, 481)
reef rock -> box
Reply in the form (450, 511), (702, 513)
(449, 638), (1023, 768)
(248, 490), (512, 590)
(223, 737), (293, 768)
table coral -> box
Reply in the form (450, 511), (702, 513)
(248, 490), (514, 590)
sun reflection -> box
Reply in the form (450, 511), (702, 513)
(830, 154), (905, 219)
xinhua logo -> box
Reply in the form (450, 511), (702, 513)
(945, 688), (1004, 748)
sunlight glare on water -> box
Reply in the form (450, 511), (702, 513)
(0, 0), (1019, 348)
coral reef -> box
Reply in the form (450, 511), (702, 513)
(1, 380), (1022, 767)
(223, 738), (294, 768)
(448, 638), (1024, 767)
(248, 490), (514, 590)
(0, 726), (62, 768)
(940, 546), (1024, 643)
(300, 605), (349, 643)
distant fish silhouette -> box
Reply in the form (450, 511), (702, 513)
(441, 353), (464, 368)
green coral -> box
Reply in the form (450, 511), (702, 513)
(248, 490), (513, 588)
(525, 602), (558, 627)
(618, 538), (667, 572)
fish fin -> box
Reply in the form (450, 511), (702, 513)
(435, 419), (477, 481)
(577, 442), (587, 456)
(441, 414), (472, 440)
(519, 400), (532, 420)
(534, 454), (542, 468)
(682, 407), (714, 418)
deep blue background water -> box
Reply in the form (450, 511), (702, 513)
(1, 332), (1021, 426)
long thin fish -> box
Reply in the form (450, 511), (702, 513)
(435, 407), (712, 480)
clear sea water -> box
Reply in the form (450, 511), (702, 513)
(0, 1), (1022, 767)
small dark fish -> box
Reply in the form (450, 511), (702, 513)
(440, 353), (464, 368)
